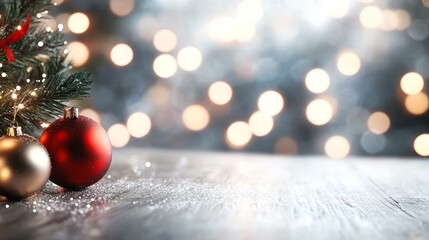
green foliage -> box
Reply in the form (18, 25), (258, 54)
(0, 0), (92, 134)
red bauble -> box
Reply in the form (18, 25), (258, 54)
(39, 108), (111, 189)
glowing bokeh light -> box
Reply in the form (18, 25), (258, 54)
(248, 111), (274, 137)
(53, 0), (64, 5)
(400, 72), (424, 95)
(405, 92), (429, 115)
(325, 0), (349, 19)
(177, 47), (203, 71)
(414, 134), (429, 156)
(337, 50), (361, 76)
(274, 137), (298, 155)
(380, 10), (399, 31)
(208, 17), (237, 42)
(257, 90), (284, 116)
(67, 12), (90, 34)
(236, 0), (264, 23)
(153, 54), (177, 78)
(324, 136), (351, 159)
(226, 121), (252, 149)
(235, 20), (256, 42)
(182, 105), (210, 131)
(127, 112), (152, 138)
(110, 43), (134, 67)
(395, 10), (411, 30)
(208, 81), (233, 105)
(359, 6), (382, 29)
(305, 68), (330, 93)
(153, 29), (177, 52)
(367, 112), (390, 134)
(306, 99), (333, 126)
(208, 17), (256, 42)
(108, 124), (130, 148)
(109, 0), (134, 16)
(80, 108), (101, 124)
(65, 41), (89, 67)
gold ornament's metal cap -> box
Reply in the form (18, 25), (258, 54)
(7, 126), (22, 137)
(64, 107), (79, 119)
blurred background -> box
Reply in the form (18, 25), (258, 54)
(46, 0), (429, 157)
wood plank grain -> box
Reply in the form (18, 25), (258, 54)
(1, 149), (429, 240)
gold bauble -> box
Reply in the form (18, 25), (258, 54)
(0, 127), (51, 200)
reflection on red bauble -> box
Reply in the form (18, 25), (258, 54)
(40, 109), (111, 189)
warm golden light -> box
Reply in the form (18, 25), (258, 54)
(0, 139), (17, 151)
(324, 136), (351, 159)
(395, 10), (411, 30)
(274, 137), (298, 155)
(153, 29), (177, 52)
(65, 41), (89, 67)
(226, 121), (252, 149)
(237, 0), (264, 23)
(110, 43), (134, 67)
(153, 54), (177, 78)
(235, 21), (256, 42)
(367, 112), (390, 134)
(208, 17), (237, 42)
(177, 47), (203, 71)
(182, 105), (210, 131)
(107, 124), (130, 148)
(414, 134), (429, 156)
(248, 111), (274, 137)
(53, 0), (65, 5)
(0, 167), (11, 182)
(208, 81), (233, 105)
(405, 92), (429, 115)
(306, 99), (333, 126)
(208, 17), (255, 43)
(68, 12), (90, 34)
(127, 112), (152, 138)
(80, 108), (101, 124)
(305, 68), (330, 93)
(380, 10), (399, 31)
(359, 6), (382, 29)
(337, 50), (361, 76)
(257, 90), (284, 116)
(325, 0), (349, 19)
(109, 0), (134, 16)
(400, 72), (424, 95)
(424, 0), (429, 8)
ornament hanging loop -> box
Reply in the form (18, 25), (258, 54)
(64, 107), (78, 119)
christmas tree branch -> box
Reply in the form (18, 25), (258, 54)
(0, 0), (92, 135)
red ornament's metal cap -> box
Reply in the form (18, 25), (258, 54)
(7, 126), (22, 137)
(64, 107), (79, 119)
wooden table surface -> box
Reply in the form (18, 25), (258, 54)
(1, 148), (428, 240)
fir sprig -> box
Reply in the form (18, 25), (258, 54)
(0, 0), (92, 135)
